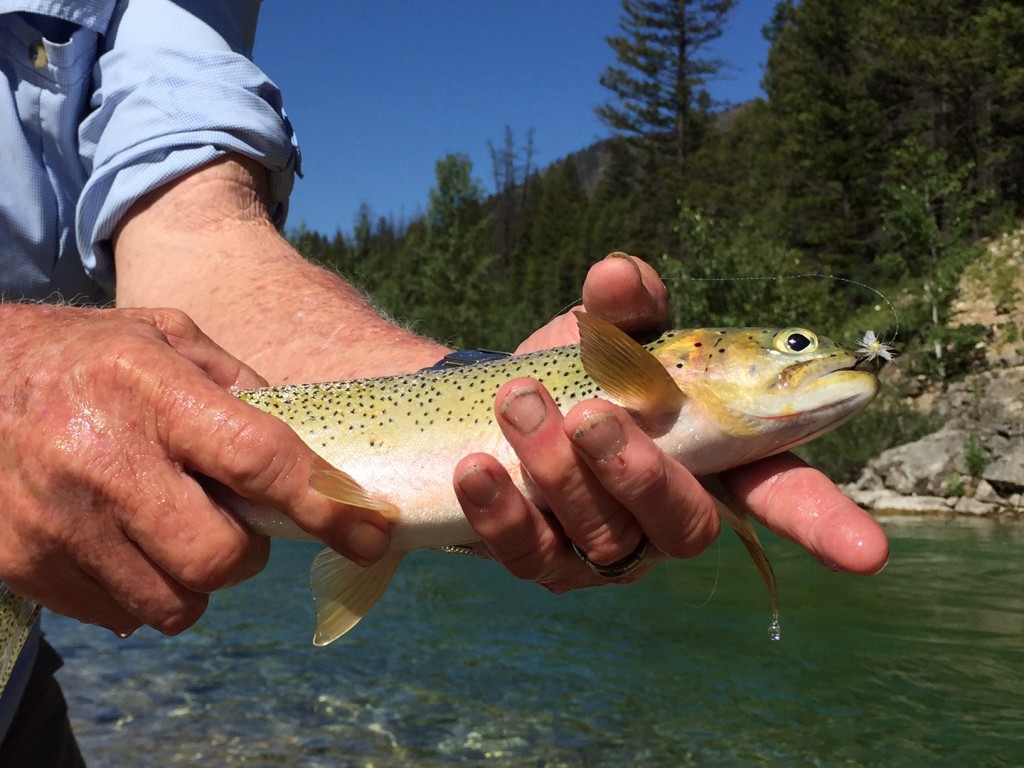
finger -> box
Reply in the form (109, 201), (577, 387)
(115, 472), (274, 597)
(565, 400), (720, 559)
(2, 424), (225, 633)
(118, 310), (391, 563)
(67, 376), (282, 598)
(221, 533), (271, 588)
(23, 476), (268, 635)
(580, 252), (670, 333)
(65, 479), (226, 631)
(454, 454), (632, 592)
(81, 541), (211, 635)
(157, 380), (391, 565)
(720, 453), (890, 575)
(23, 525), (207, 636)
(454, 455), (566, 582)
(88, 505), (267, 632)
(494, 378), (644, 567)
(10, 560), (143, 638)
(128, 307), (268, 391)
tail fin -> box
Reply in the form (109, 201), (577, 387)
(0, 586), (40, 694)
(309, 549), (404, 646)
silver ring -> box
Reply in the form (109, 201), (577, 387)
(571, 536), (650, 579)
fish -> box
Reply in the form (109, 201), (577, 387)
(229, 313), (878, 644)
(0, 314), (878, 693)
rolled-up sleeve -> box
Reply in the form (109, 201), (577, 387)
(76, 0), (300, 286)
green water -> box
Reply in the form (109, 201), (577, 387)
(47, 517), (1024, 767)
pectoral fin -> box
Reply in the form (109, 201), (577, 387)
(309, 456), (400, 521)
(309, 548), (404, 645)
(577, 313), (685, 425)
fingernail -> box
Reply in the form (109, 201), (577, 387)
(605, 251), (642, 277)
(500, 385), (545, 434)
(572, 411), (626, 461)
(456, 465), (499, 508)
(346, 521), (391, 563)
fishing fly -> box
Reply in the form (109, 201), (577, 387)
(856, 329), (898, 364)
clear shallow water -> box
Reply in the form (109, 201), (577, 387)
(46, 518), (1024, 767)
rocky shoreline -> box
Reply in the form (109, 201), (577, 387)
(841, 230), (1024, 519)
(839, 362), (1024, 520)
(843, 365), (1024, 520)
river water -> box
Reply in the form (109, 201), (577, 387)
(45, 517), (1024, 767)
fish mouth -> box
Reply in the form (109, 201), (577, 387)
(766, 354), (879, 419)
(776, 353), (861, 389)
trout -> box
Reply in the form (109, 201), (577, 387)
(0, 314), (877, 692)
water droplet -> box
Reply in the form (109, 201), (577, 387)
(768, 616), (781, 642)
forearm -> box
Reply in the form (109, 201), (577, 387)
(113, 155), (447, 383)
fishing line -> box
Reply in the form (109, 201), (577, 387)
(554, 297), (583, 317)
(542, 297), (584, 329)
(663, 271), (901, 348)
(665, 535), (721, 610)
(560, 269), (900, 357)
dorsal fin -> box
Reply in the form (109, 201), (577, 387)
(577, 312), (685, 424)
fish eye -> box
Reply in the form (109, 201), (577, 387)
(774, 329), (818, 355)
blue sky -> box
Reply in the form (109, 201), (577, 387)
(253, 0), (777, 237)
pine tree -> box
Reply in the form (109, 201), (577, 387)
(527, 157), (589, 313)
(583, 137), (646, 254)
(761, 0), (887, 265)
(763, 0), (1024, 273)
(596, 0), (735, 255)
(487, 126), (535, 273)
(406, 153), (498, 347)
(597, 0), (735, 184)
(861, 0), (1024, 225)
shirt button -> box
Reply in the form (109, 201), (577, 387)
(29, 42), (48, 68)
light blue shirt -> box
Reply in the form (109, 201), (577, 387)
(0, 0), (300, 742)
(0, 0), (300, 303)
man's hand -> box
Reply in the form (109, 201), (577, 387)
(0, 305), (391, 637)
(455, 253), (888, 590)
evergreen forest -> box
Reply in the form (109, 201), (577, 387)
(290, 0), (1024, 478)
